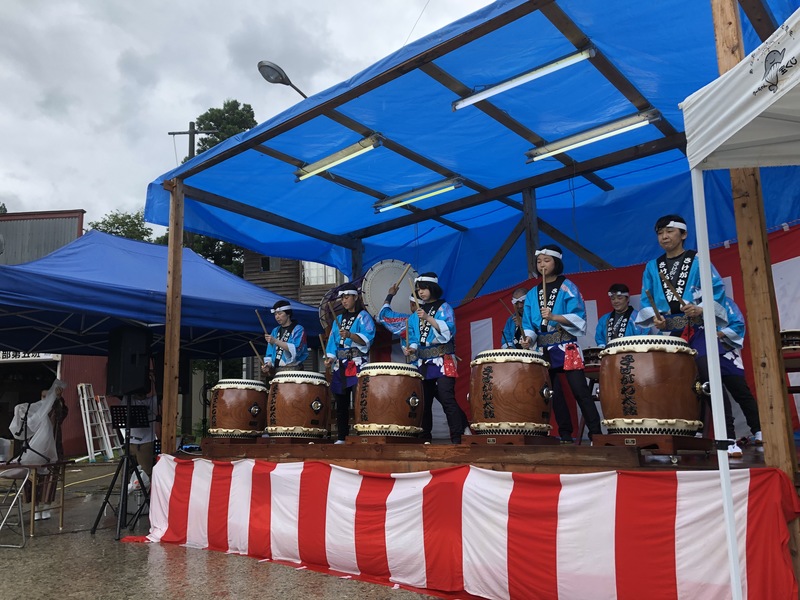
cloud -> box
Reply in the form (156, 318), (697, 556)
(0, 0), (493, 228)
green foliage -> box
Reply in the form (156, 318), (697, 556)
(153, 231), (243, 277)
(88, 209), (153, 241)
(0, 203), (7, 214)
(194, 99), (257, 156)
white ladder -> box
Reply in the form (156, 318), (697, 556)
(77, 383), (116, 462)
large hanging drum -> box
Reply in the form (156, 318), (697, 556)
(599, 335), (701, 436)
(360, 259), (420, 319)
(208, 379), (268, 437)
(266, 371), (330, 438)
(468, 349), (553, 436)
(353, 362), (424, 436)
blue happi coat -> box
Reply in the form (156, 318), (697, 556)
(325, 310), (375, 393)
(264, 323), (308, 368)
(521, 278), (586, 368)
(407, 301), (457, 379)
(594, 308), (649, 347)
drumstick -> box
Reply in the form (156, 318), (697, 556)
(499, 298), (516, 318)
(327, 302), (340, 332)
(248, 341), (263, 364)
(658, 271), (688, 307)
(645, 289), (662, 320)
(408, 276), (420, 311)
(541, 277), (549, 327)
(254, 309), (269, 335)
(393, 263), (412, 290)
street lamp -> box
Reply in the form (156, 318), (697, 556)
(257, 60), (308, 99)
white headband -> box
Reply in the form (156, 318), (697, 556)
(511, 296), (525, 305)
(535, 249), (563, 259)
(270, 304), (292, 313)
(415, 275), (438, 284)
(338, 289), (358, 297)
(664, 221), (687, 231)
(408, 295), (418, 303)
(608, 291), (629, 298)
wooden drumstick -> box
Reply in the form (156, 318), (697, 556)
(658, 271), (687, 307)
(393, 263), (412, 290)
(248, 341), (263, 364)
(541, 277), (549, 327)
(499, 298), (516, 318)
(645, 289), (662, 320)
(255, 309), (269, 335)
(408, 276), (420, 311)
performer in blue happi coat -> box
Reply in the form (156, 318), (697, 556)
(405, 272), (468, 444)
(635, 214), (727, 341)
(377, 283), (415, 350)
(701, 296), (762, 457)
(324, 284), (376, 443)
(501, 288), (528, 349)
(261, 300), (309, 373)
(594, 283), (649, 347)
(521, 245), (602, 443)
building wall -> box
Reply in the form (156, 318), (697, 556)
(59, 355), (108, 458)
(0, 209), (84, 265)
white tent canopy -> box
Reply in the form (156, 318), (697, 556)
(684, 6), (800, 170)
(681, 7), (800, 598)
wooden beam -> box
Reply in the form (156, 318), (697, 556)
(711, 0), (800, 581)
(738, 0), (779, 42)
(181, 184), (360, 250)
(522, 188), (539, 278)
(176, 0), (555, 181)
(463, 219), (526, 301)
(348, 133), (685, 240)
(536, 218), (613, 270)
(162, 178), (184, 459)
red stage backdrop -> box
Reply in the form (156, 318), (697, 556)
(453, 227), (800, 428)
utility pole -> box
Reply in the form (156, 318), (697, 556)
(168, 121), (217, 160)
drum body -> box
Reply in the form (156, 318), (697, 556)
(583, 347), (602, 369)
(209, 379), (268, 437)
(354, 363), (424, 436)
(598, 335), (701, 436)
(266, 371), (329, 438)
(468, 349), (553, 436)
(781, 330), (800, 351)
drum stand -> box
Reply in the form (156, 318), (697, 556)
(466, 434), (559, 446)
(91, 401), (150, 540)
(592, 434), (713, 463)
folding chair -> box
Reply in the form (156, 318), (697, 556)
(0, 466), (31, 548)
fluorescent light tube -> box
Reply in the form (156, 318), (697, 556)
(453, 47), (596, 111)
(526, 109), (661, 162)
(373, 178), (463, 213)
(295, 134), (382, 181)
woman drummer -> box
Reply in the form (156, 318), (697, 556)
(261, 300), (309, 374)
(521, 245), (602, 444)
(324, 284), (376, 444)
(405, 273), (468, 444)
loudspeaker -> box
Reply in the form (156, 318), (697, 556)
(107, 326), (151, 397)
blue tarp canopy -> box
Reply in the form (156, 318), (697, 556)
(0, 231), (320, 358)
(145, 0), (800, 305)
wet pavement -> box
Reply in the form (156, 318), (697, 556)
(0, 462), (439, 600)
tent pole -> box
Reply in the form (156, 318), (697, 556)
(692, 169), (743, 598)
(162, 178), (184, 457)
(710, 0), (800, 587)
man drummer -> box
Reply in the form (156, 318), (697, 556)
(594, 283), (648, 347)
(261, 300), (309, 374)
(324, 284), (376, 444)
(501, 288), (528, 349)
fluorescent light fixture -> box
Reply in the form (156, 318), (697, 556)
(373, 178), (463, 213)
(453, 46), (596, 111)
(295, 134), (382, 181)
(525, 109), (661, 162)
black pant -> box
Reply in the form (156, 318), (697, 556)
(550, 368), (602, 440)
(422, 377), (467, 443)
(696, 360), (761, 439)
(333, 387), (353, 441)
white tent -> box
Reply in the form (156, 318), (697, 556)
(681, 7), (800, 598)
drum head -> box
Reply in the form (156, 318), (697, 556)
(361, 259), (420, 319)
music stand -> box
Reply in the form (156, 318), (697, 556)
(91, 400), (150, 539)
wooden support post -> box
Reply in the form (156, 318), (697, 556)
(711, 0), (800, 586)
(522, 187), (539, 279)
(162, 178), (184, 457)
(351, 239), (364, 281)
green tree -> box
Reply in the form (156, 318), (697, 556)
(88, 209), (153, 241)
(0, 203), (7, 214)
(194, 99), (257, 156)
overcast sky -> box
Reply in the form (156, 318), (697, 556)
(0, 0), (492, 230)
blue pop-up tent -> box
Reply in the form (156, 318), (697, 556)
(0, 231), (320, 358)
(145, 0), (800, 305)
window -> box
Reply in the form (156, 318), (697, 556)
(302, 261), (342, 286)
(260, 256), (281, 272)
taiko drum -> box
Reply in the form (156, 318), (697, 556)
(468, 349), (553, 436)
(266, 371), (329, 438)
(354, 363), (424, 437)
(208, 379), (268, 437)
(598, 335), (702, 436)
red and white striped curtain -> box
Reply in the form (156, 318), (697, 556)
(149, 455), (799, 599)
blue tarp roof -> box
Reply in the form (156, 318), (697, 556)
(0, 231), (320, 358)
(145, 0), (800, 305)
